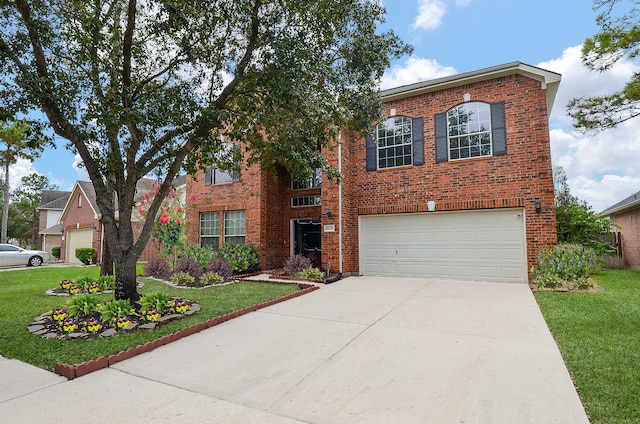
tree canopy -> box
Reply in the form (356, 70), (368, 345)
(568, 0), (640, 133)
(0, 1), (411, 300)
(554, 166), (614, 256)
(0, 119), (51, 243)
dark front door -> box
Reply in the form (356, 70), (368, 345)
(294, 220), (321, 268)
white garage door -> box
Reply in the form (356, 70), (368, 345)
(66, 229), (93, 264)
(359, 208), (527, 283)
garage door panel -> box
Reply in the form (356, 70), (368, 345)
(360, 209), (527, 283)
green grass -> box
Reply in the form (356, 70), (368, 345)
(534, 269), (640, 424)
(0, 266), (298, 371)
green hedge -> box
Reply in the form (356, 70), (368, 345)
(75, 247), (97, 265)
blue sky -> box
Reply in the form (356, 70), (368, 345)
(12, 0), (640, 211)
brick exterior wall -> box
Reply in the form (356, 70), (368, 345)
(186, 67), (558, 280)
(60, 190), (101, 263)
(613, 209), (640, 267)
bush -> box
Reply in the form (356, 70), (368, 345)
(532, 243), (600, 281)
(215, 243), (260, 274)
(180, 245), (215, 271)
(170, 272), (195, 286)
(206, 258), (233, 280)
(51, 246), (60, 260)
(295, 267), (324, 280)
(174, 258), (202, 282)
(284, 254), (312, 275)
(75, 248), (96, 265)
(200, 272), (225, 286)
(144, 258), (171, 280)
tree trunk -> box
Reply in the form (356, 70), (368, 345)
(1, 163), (9, 244)
(31, 208), (38, 248)
(100, 241), (114, 276)
(114, 253), (140, 302)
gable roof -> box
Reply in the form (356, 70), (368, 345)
(59, 181), (100, 221)
(381, 61), (562, 113)
(37, 190), (71, 210)
(600, 189), (640, 216)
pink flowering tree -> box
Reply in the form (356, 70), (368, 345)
(138, 182), (191, 268)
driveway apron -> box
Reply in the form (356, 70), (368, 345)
(0, 276), (589, 423)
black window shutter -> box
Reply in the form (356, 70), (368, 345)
(491, 101), (507, 156)
(365, 129), (377, 171)
(204, 166), (212, 185)
(412, 117), (424, 165)
(434, 112), (448, 163)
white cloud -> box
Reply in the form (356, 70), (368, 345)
(540, 45), (640, 211)
(381, 57), (457, 89)
(72, 153), (90, 181)
(412, 0), (447, 30)
(8, 158), (39, 191)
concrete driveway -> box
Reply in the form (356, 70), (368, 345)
(0, 276), (589, 423)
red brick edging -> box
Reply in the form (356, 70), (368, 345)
(54, 283), (319, 379)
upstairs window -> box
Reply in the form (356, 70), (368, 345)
(292, 168), (322, 190)
(448, 102), (492, 160)
(205, 142), (240, 185)
(435, 101), (506, 163)
(365, 116), (424, 171)
(377, 117), (413, 169)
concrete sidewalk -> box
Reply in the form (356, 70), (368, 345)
(0, 277), (589, 423)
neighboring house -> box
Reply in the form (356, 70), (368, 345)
(186, 62), (561, 283)
(58, 177), (186, 264)
(600, 190), (640, 268)
(37, 190), (71, 260)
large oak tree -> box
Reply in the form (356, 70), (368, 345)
(0, 1), (410, 301)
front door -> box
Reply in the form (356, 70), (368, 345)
(292, 219), (321, 268)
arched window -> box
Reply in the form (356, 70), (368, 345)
(447, 102), (492, 160)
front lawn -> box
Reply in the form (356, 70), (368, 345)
(0, 266), (299, 371)
(535, 268), (640, 424)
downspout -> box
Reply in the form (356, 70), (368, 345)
(338, 133), (343, 274)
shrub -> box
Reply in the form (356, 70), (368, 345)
(201, 272), (225, 286)
(174, 258), (202, 282)
(140, 292), (172, 312)
(98, 300), (136, 324)
(532, 243), (600, 282)
(215, 243), (260, 274)
(51, 246), (61, 260)
(284, 254), (312, 275)
(96, 275), (116, 290)
(170, 271), (195, 286)
(75, 248), (96, 265)
(180, 245), (215, 271)
(66, 295), (101, 317)
(144, 258), (171, 280)
(296, 267), (325, 280)
(206, 258), (233, 280)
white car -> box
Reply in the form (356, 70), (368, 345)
(0, 244), (49, 267)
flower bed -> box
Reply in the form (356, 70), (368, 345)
(28, 294), (200, 339)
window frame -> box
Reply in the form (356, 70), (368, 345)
(292, 195), (322, 207)
(200, 212), (220, 249)
(224, 210), (246, 245)
(376, 116), (414, 169)
(204, 142), (240, 185)
(447, 101), (493, 161)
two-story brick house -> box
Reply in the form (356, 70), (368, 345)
(185, 62), (560, 283)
